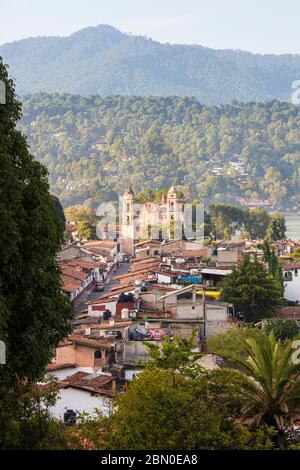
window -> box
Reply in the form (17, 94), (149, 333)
(94, 350), (102, 359)
(284, 271), (293, 282)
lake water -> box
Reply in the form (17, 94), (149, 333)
(282, 212), (300, 240)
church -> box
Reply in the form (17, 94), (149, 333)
(120, 186), (185, 255)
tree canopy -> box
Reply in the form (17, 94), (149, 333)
(221, 255), (283, 322)
(17, 94), (300, 213)
(0, 59), (73, 382)
(2, 25), (300, 104)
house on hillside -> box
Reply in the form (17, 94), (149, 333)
(52, 334), (119, 371)
(86, 293), (136, 318)
(46, 371), (121, 420)
(140, 284), (235, 339)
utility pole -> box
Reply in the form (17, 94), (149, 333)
(202, 286), (206, 340)
(198, 286), (206, 351)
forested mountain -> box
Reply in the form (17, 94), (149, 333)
(19, 94), (300, 209)
(1, 25), (300, 104)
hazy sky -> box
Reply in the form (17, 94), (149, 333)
(1, 0), (300, 54)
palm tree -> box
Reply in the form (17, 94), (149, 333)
(228, 332), (300, 448)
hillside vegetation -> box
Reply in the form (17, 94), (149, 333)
(19, 94), (300, 209)
(1, 25), (300, 103)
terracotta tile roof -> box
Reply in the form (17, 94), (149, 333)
(133, 256), (161, 264)
(283, 263), (300, 270)
(132, 262), (160, 272)
(84, 247), (111, 256)
(96, 287), (135, 300)
(83, 240), (118, 248)
(275, 306), (300, 319)
(61, 274), (81, 287)
(86, 297), (118, 305)
(161, 240), (182, 246)
(61, 268), (88, 281)
(71, 318), (102, 327)
(46, 362), (76, 371)
(114, 268), (153, 280)
(134, 240), (162, 247)
(88, 321), (133, 330)
(59, 371), (117, 395)
(62, 284), (80, 294)
(144, 284), (178, 292)
(66, 333), (116, 349)
(182, 249), (209, 258)
(217, 239), (246, 247)
(63, 259), (103, 270)
(110, 283), (134, 292)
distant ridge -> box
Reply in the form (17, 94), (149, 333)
(1, 25), (300, 104)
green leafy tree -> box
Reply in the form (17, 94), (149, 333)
(244, 208), (271, 239)
(209, 203), (244, 239)
(0, 59), (72, 446)
(291, 247), (300, 262)
(143, 334), (197, 373)
(76, 220), (96, 240)
(261, 239), (284, 296)
(207, 326), (265, 358)
(0, 59), (72, 381)
(64, 205), (96, 224)
(17, 95), (300, 209)
(0, 378), (68, 450)
(221, 255), (283, 322)
(51, 195), (66, 227)
(108, 368), (267, 450)
(64, 334), (276, 450)
(266, 213), (287, 241)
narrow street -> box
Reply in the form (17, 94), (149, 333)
(73, 261), (131, 316)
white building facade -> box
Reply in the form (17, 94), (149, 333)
(283, 264), (300, 302)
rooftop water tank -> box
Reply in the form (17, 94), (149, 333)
(121, 308), (129, 319)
